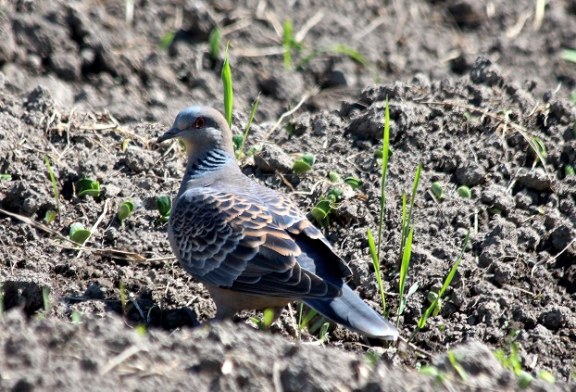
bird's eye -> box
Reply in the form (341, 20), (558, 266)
(194, 117), (205, 129)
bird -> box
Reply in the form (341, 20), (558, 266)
(157, 106), (398, 340)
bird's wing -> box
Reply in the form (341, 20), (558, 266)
(170, 188), (342, 298)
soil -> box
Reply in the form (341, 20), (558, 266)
(1, 0), (575, 391)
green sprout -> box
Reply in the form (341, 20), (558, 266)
(76, 178), (101, 198)
(562, 48), (576, 63)
(367, 228), (387, 315)
(328, 171), (340, 183)
(327, 43), (368, 66)
(160, 31), (175, 50)
(293, 153), (316, 174)
(417, 229), (469, 331)
(235, 95), (260, 159)
(282, 20), (296, 69)
(431, 181), (443, 200)
(221, 42), (234, 128)
(250, 308), (276, 330)
(457, 185), (471, 198)
(44, 155), (60, 217)
(343, 176), (362, 189)
(69, 222), (91, 245)
(156, 195), (172, 219)
(310, 188), (342, 225)
(44, 210), (57, 224)
(209, 26), (222, 61)
(117, 200), (135, 224)
(565, 165), (575, 177)
(366, 97), (392, 315)
(0, 174), (11, 181)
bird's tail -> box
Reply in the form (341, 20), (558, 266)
(304, 284), (398, 340)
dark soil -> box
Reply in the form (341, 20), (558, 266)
(1, 0), (575, 390)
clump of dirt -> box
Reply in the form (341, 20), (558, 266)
(1, 0), (576, 390)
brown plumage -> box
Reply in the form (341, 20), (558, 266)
(158, 106), (398, 339)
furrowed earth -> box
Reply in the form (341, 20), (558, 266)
(1, 0), (575, 391)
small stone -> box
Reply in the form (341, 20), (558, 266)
(516, 168), (553, 192)
(538, 306), (572, 330)
(455, 163), (486, 186)
(253, 144), (293, 174)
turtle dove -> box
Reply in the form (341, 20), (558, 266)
(157, 106), (398, 340)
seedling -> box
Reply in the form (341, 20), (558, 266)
(221, 43), (233, 127)
(396, 164), (422, 321)
(447, 351), (468, 381)
(293, 153), (315, 174)
(311, 199), (332, 224)
(419, 364), (449, 384)
(367, 97), (392, 315)
(117, 200), (135, 224)
(209, 26), (222, 61)
(250, 308), (275, 330)
(416, 229), (469, 331)
(41, 286), (51, 317)
(0, 174), (11, 181)
(71, 310), (81, 324)
(431, 181), (443, 200)
(328, 171), (340, 183)
(76, 178), (101, 197)
(562, 48), (576, 63)
(457, 185), (471, 198)
(44, 210), (57, 224)
(44, 156), (60, 214)
(69, 222), (91, 245)
(310, 188), (342, 225)
(235, 95), (260, 159)
(343, 176), (362, 189)
(327, 43), (368, 66)
(160, 31), (175, 50)
(282, 20), (301, 70)
(565, 165), (575, 176)
(367, 228), (387, 314)
(530, 137), (547, 169)
(156, 195), (172, 220)
(121, 138), (131, 152)
(397, 225), (414, 318)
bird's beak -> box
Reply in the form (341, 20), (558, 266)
(157, 127), (181, 143)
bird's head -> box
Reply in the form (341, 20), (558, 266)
(157, 106), (234, 156)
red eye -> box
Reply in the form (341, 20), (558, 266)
(194, 117), (205, 128)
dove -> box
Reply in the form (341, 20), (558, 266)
(158, 106), (398, 340)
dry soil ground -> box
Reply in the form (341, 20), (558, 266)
(1, 1), (575, 391)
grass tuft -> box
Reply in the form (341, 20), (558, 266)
(221, 42), (234, 127)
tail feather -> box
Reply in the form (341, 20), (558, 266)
(304, 284), (398, 340)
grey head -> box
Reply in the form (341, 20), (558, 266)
(157, 106), (235, 158)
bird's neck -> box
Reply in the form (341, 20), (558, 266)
(183, 148), (236, 181)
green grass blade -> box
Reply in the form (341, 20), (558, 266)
(329, 43), (367, 66)
(397, 227), (414, 319)
(209, 26), (222, 61)
(239, 95), (260, 155)
(377, 97), (391, 260)
(417, 229), (470, 329)
(367, 228), (386, 314)
(283, 20), (294, 70)
(221, 42), (234, 127)
(562, 49), (576, 63)
(44, 156), (60, 214)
